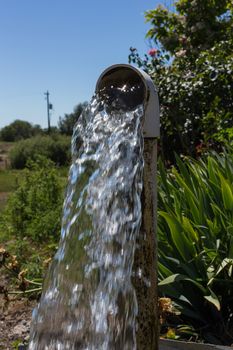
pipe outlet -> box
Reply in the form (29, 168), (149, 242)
(95, 64), (159, 138)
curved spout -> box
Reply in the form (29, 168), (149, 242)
(95, 64), (160, 138)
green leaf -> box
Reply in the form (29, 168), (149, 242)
(172, 168), (198, 206)
(204, 291), (221, 311)
(175, 154), (193, 190)
(219, 173), (233, 211)
(215, 258), (233, 277)
(207, 157), (219, 187)
(158, 273), (182, 285)
(159, 273), (207, 293)
(188, 195), (201, 224)
(159, 211), (196, 260)
(158, 261), (173, 277)
(206, 219), (220, 236)
(182, 216), (199, 242)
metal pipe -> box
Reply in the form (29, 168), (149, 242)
(95, 64), (159, 138)
(96, 64), (160, 350)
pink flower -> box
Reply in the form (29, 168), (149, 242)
(148, 48), (157, 57)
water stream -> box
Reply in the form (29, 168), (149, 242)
(28, 94), (144, 350)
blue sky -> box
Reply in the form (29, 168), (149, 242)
(0, 0), (171, 129)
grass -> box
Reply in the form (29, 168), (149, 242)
(57, 165), (69, 178)
(0, 167), (69, 193)
(0, 170), (23, 213)
(0, 193), (9, 212)
(0, 161), (63, 297)
(0, 170), (22, 192)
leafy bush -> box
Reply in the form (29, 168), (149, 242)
(130, 44), (233, 162)
(158, 149), (233, 344)
(144, 1), (232, 60)
(10, 134), (71, 169)
(0, 119), (42, 142)
(129, 0), (233, 161)
(2, 157), (64, 242)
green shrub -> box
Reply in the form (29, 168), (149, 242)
(10, 134), (71, 169)
(158, 149), (233, 344)
(129, 1), (233, 161)
(2, 157), (64, 242)
(0, 119), (42, 141)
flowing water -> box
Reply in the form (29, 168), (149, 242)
(28, 94), (144, 350)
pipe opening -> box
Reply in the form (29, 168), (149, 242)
(96, 67), (146, 111)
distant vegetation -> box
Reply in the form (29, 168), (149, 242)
(0, 119), (42, 142)
(0, 101), (88, 169)
(0, 101), (87, 142)
(58, 102), (88, 135)
(10, 134), (71, 169)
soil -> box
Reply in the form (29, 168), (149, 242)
(0, 142), (12, 170)
(0, 271), (37, 350)
(0, 296), (36, 349)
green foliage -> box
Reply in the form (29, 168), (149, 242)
(158, 149), (233, 344)
(58, 102), (88, 135)
(10, 134), (71, 169)
(145, 0), (233, 59)
(0, 120), (42, 142)
(129, 1), (233, 161)
(2, 157), (64, 242)
(0, 170), (20, 192)
(12, 339), (23, 349)
(0, 170), (22, 213)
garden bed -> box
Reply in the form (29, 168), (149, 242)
(160, 339), (233, 350)
(0, 294), (36, 350)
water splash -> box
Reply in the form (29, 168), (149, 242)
(29, 95), (144, 350)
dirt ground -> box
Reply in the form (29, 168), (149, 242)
(0, 142), (12, 170)
(0, 295), (36, 350)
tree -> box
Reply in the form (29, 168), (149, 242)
(129, 0), (233, 161)
(58, 102), (88, 135)
(145, 0), (232, 60)
(0, 120), (42, 142)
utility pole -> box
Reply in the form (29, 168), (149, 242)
(44, 91), (53, 133)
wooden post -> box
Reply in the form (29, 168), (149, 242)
(133, 138), (158, 350)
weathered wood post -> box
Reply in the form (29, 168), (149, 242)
(133, 139), (158, 350)
(132, 68), (159, 350)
